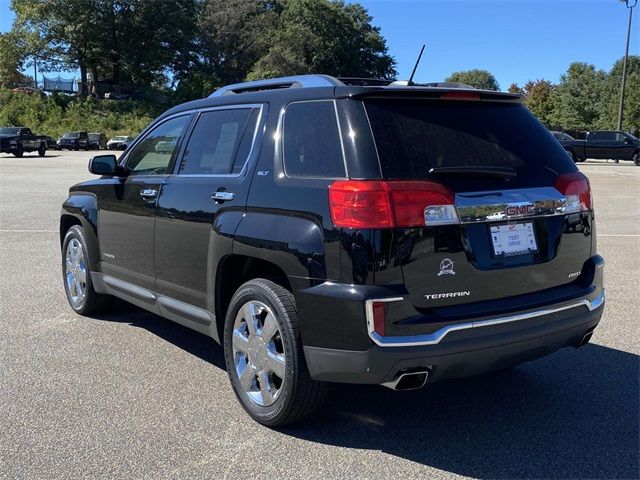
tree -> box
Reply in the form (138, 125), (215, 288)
(598, 55), (640, 131)
(522, 79), (556, 125)
(508, 82), (523, 94)
(248, 0), (396, 80)
(550, 62), (606, 130)
(0, 31), (30, 88)
(445, 69), (499, 91)
(10, 0), (199, 96)
(177, 0), (397, 99)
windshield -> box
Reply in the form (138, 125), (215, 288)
(89, 134), (99, 140)
(62, 132), (80, 139)
(113, 136), (128, 141)
(0, 128), (20, 135)
(364, 99), (576, 188)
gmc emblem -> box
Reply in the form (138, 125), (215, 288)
(505, 204), (535, 216)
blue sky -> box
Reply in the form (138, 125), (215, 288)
(1, 0), (638, 90)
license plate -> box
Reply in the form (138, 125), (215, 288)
(490, 222), (538, 257)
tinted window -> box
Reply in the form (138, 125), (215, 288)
(126, 115), (189, 175)
(364, 99), (575, 188)
(590, 131), (615, 141)
(283, 101), (345, 178)
(179, 108), (258, 175)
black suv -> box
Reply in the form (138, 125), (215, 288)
(60, 75), (605, 426)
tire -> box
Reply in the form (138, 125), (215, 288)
(62, 225), (113, 315)
(634, 152), (640, 166)
(566, 149), (576, 163)
(223, 278), (327, 427)
(13, 144), (23, 158)
(38, 143), (46, 157)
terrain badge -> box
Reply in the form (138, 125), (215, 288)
(437, 258), (455, 276)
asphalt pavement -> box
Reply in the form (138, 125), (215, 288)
(0, 151), (638, 479)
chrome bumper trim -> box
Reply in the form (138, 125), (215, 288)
(366, 289), (605, 348)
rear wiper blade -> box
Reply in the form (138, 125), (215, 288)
(428, 166), (517, 179)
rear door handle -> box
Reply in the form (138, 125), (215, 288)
(140, 188), (158, 198)
(211, 191), (235, 203)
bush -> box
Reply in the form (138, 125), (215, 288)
(0, 90), (164, 138)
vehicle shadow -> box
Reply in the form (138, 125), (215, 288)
(95, 300), (639, 479)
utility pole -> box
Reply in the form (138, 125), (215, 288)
(33, 55), (37, 89)
(617, 0), (637, 131)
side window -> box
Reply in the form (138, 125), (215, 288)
(614, 133), (627, 142)
(179, 108), (259, 175)
(283, 101), (346, 178)
(126, 115), (190, 176)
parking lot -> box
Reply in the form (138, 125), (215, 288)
(0, 150), (638, 479)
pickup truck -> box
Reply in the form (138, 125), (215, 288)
(0, 127), (48, 157)
(552, 130), (640, 165)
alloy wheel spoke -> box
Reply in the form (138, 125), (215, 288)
(242, 303), (259, 337)
(76, 267), (87, 284)
(260, 312), (279, 342)
(258, 370), (274, 405)
(232, 329), (250, 354)
(239, 363), (255, 392)
(266, 352), (286, 380)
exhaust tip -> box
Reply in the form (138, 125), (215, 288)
(576, 329), (594, 348)
(382, 370), (430, 391)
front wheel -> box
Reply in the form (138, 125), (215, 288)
(13, 144), (23, 158)
(38, 143), (46, 157)
(634, 152), (640, 166)
(62, 225), (113, 315)
(223, 279), (327, 427)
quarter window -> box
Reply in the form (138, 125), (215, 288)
(125, 115), (190, 175)
(179, 108), (259, 175)
(283, 101), (346, 178)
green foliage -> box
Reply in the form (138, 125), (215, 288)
(445, 69), (500, 91)
(247, 0), (396, 80)
(0, 90), (159, 137)
(523, 80), (556, 125)
(177, 0), (396, 96)
(550, 62), (607, 130)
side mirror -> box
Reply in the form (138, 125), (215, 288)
(624, 138), (631, 145)
(88, 154), (117, 175)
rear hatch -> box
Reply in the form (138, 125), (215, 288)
(362, 96), (594, 309)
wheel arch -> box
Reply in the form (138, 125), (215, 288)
(214, 254), (292, 342)
(60, 194), (100, 270)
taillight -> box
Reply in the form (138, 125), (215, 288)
(328, 180), (458, 228)
(555, 172), (593, 212)
(440, 91), (482, 100)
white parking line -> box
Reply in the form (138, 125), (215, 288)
(0, 229), (58, 233)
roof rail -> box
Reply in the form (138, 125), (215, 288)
(209, 74), (344, 97)
(337, 77), (394, 87)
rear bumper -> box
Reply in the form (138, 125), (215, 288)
(304, 290), (604, 384)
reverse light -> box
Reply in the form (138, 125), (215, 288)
(555, 172), (593, 212)
(328, 180), (458, 228)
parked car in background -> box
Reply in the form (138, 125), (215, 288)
(0, 127), (47, 157)
(45, 136), (60, 150)
(557, 130), (639, 165)
(60, 74), (605, 427)
(106, 135), (134, 150)
(58, 131), (90, 150)
(88, 132), (107, 150)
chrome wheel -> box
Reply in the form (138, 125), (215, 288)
(232, 300), (286, 407)
(65, 238), (87, 308)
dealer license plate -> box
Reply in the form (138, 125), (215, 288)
(490, 222), (538, 257)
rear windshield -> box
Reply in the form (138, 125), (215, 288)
(62, 132), (79, 138)
(364, 100), (575, 187)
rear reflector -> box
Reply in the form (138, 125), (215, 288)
(555, 172), (593, 212)
(328, 180), (458, 228)
(372, 302), (386, 335)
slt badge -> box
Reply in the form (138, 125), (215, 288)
(438, 258), (455, 276)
